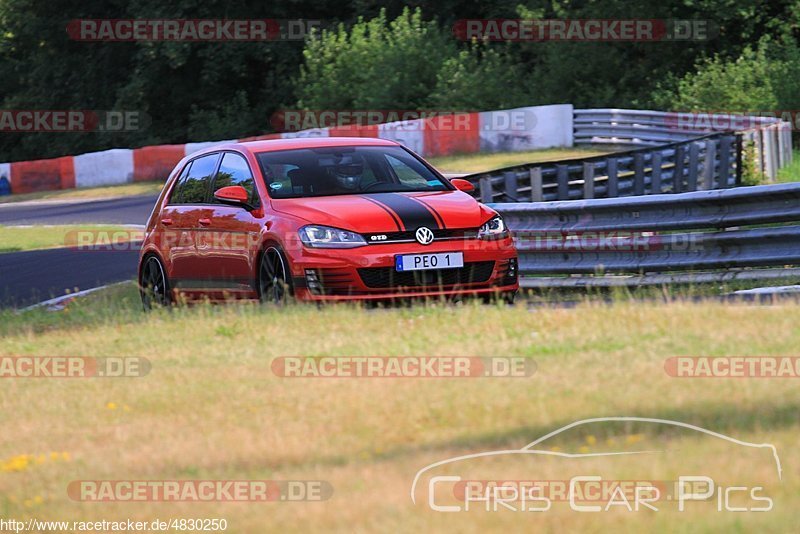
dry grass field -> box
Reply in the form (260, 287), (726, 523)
(0, 285), (798, 532)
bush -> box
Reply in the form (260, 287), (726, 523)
(429, 45), (530, 110)
(296, 8), (455, 110)
(656, 39), (800, 116)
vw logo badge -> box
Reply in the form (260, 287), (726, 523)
(415, 226), (434, 245)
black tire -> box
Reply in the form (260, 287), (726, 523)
(258, 246), (293, 304)
(139, 255), (171, 311)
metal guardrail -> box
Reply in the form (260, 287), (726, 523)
(470, 132), (740, 203)
(467, 108), (793, 203)
(491, 182), (800, 288)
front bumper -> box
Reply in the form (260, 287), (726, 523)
(287, 236), (518, 301)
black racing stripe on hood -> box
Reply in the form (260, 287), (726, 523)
(360, 195), (403, 231)
(413, 197), (446, 229)
(363, 193), (441, 231)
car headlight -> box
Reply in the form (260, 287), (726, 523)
(478, 216), (509, 240)
(299, 225), (366, 248)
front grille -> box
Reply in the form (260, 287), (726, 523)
(358, 261), (495, 289)
(365, 228), (479, 244)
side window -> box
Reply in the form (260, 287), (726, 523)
(385, 154), (435, 188)
(212, 153), (256, 203)
(168, 162), (193, 204)
(178, 153), (220, 204)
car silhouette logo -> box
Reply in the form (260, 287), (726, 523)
(415, 227), (434, 245)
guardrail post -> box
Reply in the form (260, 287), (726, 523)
(687, 142), (699, 191)
(633, 153), (645, 195)
(582, 162), (595, 199)
(718, 136), (732, 188)
(776, 122), (791, 169)
(479, 175), (493, 203)
(701, 139), (716, 190)
(556, 164), (569, 200)
(606, 157), (618, 197)
(674, 145), (685, 193)
(651, 152), (663, 193)
(530, 167), (543, 202)
(770, 126), (779, 180)
(754, 128), (765, 176)
(503, 171), (518, 202)
(763, 128), (775, 181)
(735, 134), (743, 186)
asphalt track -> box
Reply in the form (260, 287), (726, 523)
(0, 195), (156, 308)
(0, 245), (141, 308)
(0, 194), (158, 225)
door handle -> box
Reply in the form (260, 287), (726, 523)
(198, 218), (212, 226)
(160, 218), (173, 226)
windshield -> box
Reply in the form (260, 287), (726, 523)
(256, 145), (451, 198)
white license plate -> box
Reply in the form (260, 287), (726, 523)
(395, 252), (464, 272)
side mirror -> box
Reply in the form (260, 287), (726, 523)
(450, 178), (476, 193)
(214, 185), (253, 210)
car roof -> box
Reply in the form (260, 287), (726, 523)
(218, 136), (399, 155)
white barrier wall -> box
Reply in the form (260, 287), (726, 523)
(479, 104), (574, 153)
(0, 162), (10, 182)
(378, 120), (426, 155)
(281, 128), (330, 139)
(184, 140), (237, 157)
(74, 149), (135, 188)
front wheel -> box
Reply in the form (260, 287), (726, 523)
(258, 246), (293, 304)
(139, 255), (171, 311)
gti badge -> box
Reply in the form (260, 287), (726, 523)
(415, 226), (434, 245)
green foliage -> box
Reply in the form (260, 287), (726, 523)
(1, 1), (800, 162)
(296, 8), (455, 110)
(740, 140), (764, 186)
(430, 45), (529, 110)
(656, 38), (800, 116)
(658, 44), (779, 111)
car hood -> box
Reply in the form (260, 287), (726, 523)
(270, 190), (495, 232)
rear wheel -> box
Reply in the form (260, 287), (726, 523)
(139, 255), (171, 310)
(259, 246), (293, 304)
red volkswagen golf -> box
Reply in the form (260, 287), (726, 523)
(138, 137), (518, 307)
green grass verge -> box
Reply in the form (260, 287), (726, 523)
(776, 149), (800, 183)
(0, 182), (164, 204)
(0, 224), (140, 253)
(428, 147), (609, 174)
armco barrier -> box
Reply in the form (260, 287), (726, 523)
(472, 132), (740, 203)
(469, 109), (792, 202)
(491, 182), (800, 288)
(573, 108), (793, 181)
